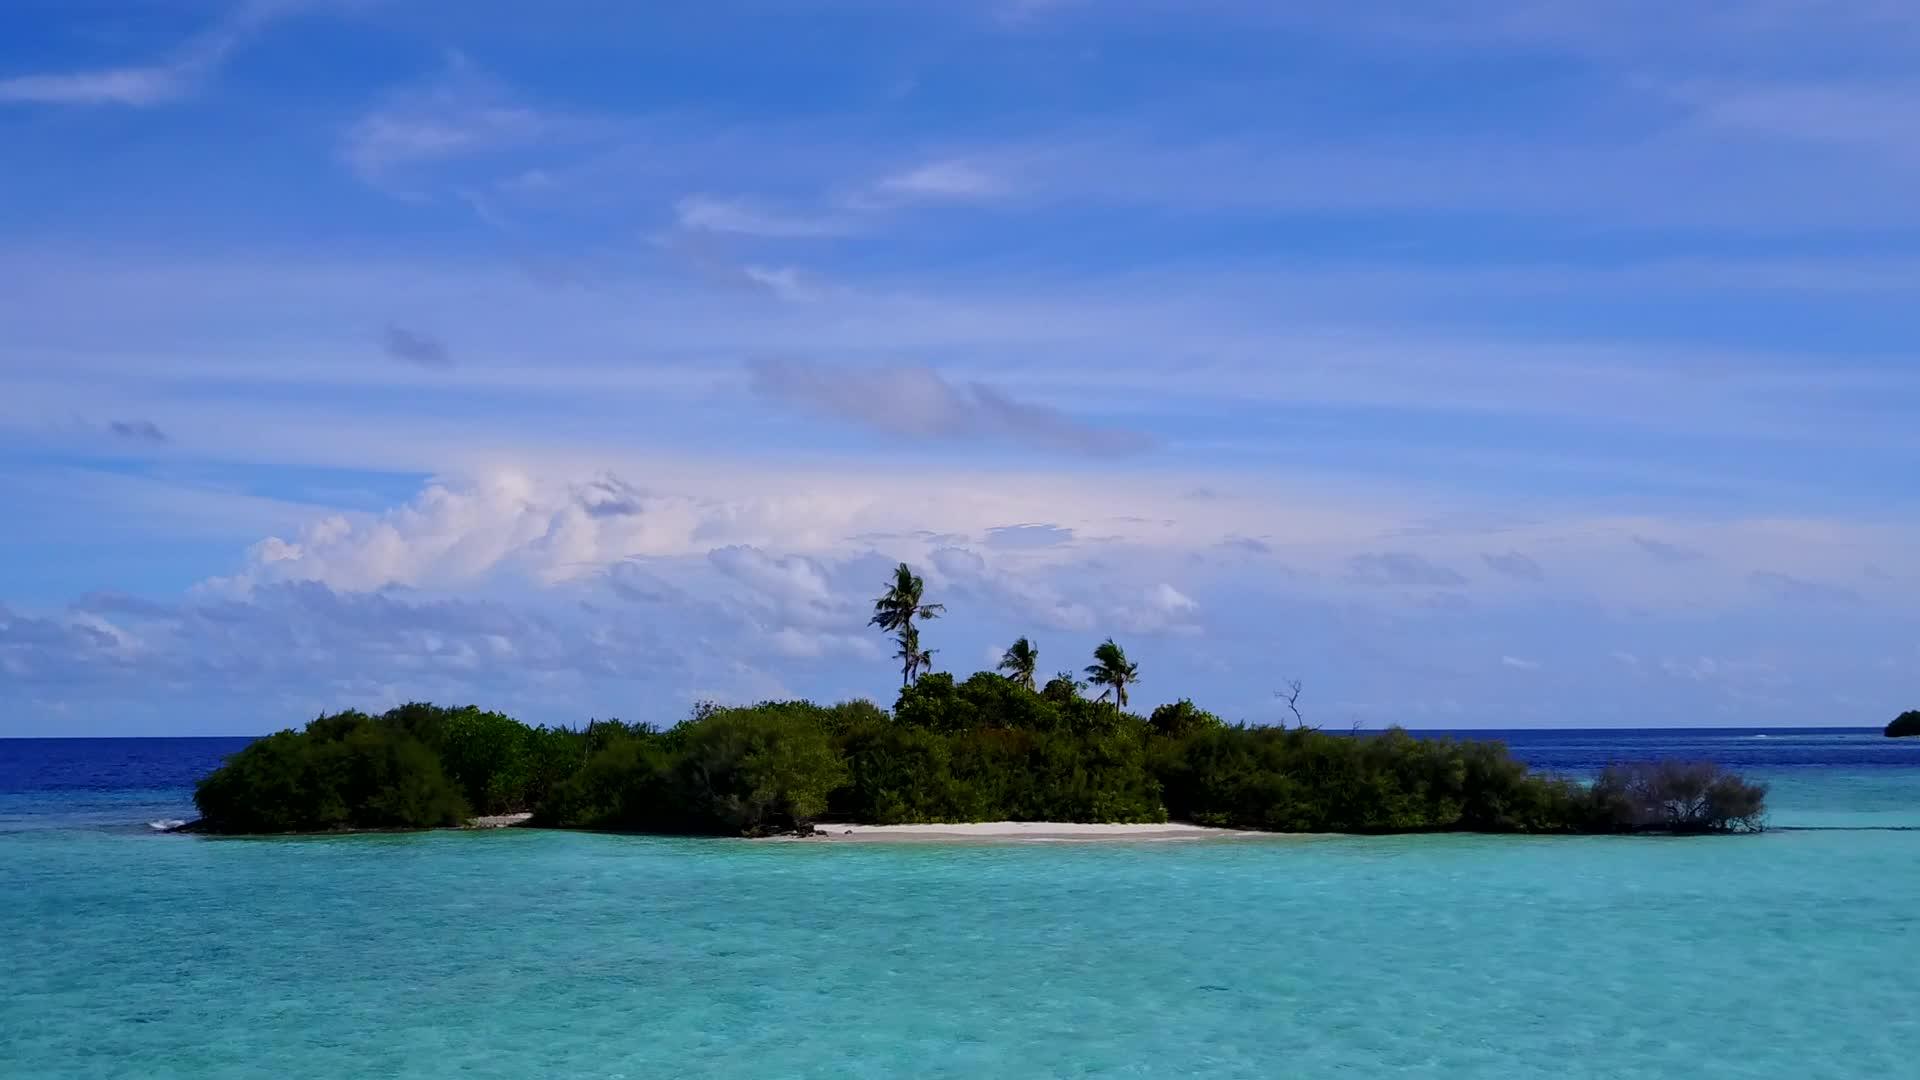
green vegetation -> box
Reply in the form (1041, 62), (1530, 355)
(1085, 638), (1139, 714)
(1585, 761), (1768, 834)
(996, 637), (1039, 690)
(193, 711), (468, 833)
(192, 563), (1769, 836)
(1886, 711), (1920, 738)
(870, 562), (943, 686)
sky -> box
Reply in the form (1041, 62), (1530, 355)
(2, 0), (1918, 736)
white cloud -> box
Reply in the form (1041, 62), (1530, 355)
(342, 54), (556, 189)
(674, 195), (851, 238)
(1113, 583), (1202, 635)
(769, 627), (879, 660)
(869, 159), (1008, 203)
(740, 265), (820, 302)
(708, 545), (847, 630)
(0, 68), (199, 108)
(0, 0), (297, 108)
(746, 357), (1158, 455)
(1500, 655), (1541, 671)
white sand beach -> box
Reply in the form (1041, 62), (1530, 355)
(776, 821), (1277, 843)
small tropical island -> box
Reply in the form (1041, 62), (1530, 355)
(1886, 711), (1920, 738)
(189, 564), (1768, 838)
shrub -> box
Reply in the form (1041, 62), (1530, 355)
(667, 705), (848, 834)
(375, 703), (541, 815)
(192, 692), (1767, 838)
(193, 712), (467, 833)
(534, 737), (675, 830)
(1151, 724), (1589, 833)
(1585, 761), (1768, 833)
(1148, 699), (1224, 738)
(833, 721), (959, 823)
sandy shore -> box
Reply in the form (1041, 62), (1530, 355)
(774, 821), (1278, 843)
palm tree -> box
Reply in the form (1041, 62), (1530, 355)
(892, 625), (937, 685)
(1084, 638), (1139, 713)
(997, 637), (1039, 689)
(871, 563), (944, 686)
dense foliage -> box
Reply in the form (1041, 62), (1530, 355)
(192, 569), (1765, 836)
(1886, 711), (1920, 738)
(195, 683), (1769, 836)
(193, 711), (468, 833)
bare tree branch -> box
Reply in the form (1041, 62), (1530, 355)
(1275, 680), (1306, 728)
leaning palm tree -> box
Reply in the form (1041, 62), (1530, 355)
(997, 637), (1039, 689)
(1084, 638), (1139, 713)
(871, 564), (944, 686)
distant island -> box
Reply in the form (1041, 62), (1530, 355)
(189, 564), (1769, 838)
(1888, 711), (1920, 738)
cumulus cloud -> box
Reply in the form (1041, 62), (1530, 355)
(930, 546), (1097, 632)
(746, 357), (1158, 455)
(603, 560), (681, 604)
(572, 476), (649, 519)
(1482, 550), (1544, 581)
(928, 546), (1199, 636)
(382, 324), (453, 369)
(5, 583), (676, 700)
(1346, 552), (1468, 587)
(707, 545), (848, 630)
(1115, 583), (1201, 635)
(209, 472), (556, 593)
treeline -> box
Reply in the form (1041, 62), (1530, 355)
(192, 675), (1768, 836)
(193, 560), (1766, 836)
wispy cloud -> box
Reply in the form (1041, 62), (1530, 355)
(381, 324), (453, 370)
(865, 159), (1009, 204)
(1482, 550), (1545, 582)
(674, 195), (851, 238)
(108, 419), (169, 444)
(0, 0), (297, 108)
(746, 357), (1159, 455)
(1749, 570), (1861, 608)
(986, 523), (1075, 549)
(1346, 552), (1467, 587)
(1633, 535), (1709, 564)
(342, 54), (555, 190)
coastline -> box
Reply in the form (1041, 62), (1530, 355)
(766, 821), (1290, 843)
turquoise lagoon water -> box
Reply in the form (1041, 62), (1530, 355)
(4, 730), (1918, 1079)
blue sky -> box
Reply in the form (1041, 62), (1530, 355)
(3, 0), (1918, 735)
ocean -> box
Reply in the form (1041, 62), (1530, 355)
(4, 729), (1917, 1078)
